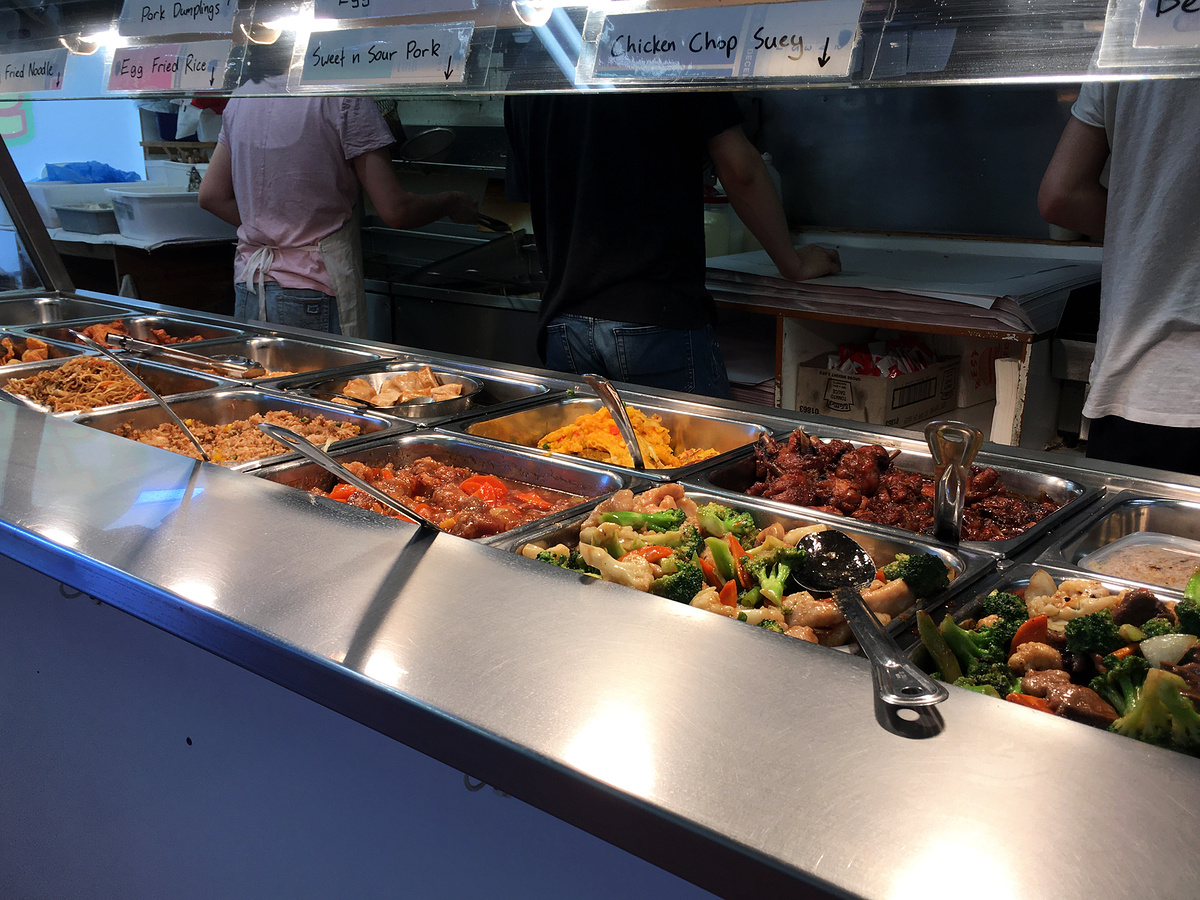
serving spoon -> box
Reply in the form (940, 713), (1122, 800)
(581, 373), (645, 471)
(69, 329), (211, 463)
(256, 422), (441, 533)
(794, 530), (948, 707)
(102, 332), (267, 379)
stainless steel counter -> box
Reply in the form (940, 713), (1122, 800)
(3, 294), (1200, 899)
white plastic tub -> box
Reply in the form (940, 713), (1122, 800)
(145, 160), (209, 189)
(0, 182), (134, 229)
(105, 184), (236, 242)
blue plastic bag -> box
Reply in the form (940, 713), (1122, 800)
(37, 162), (142, 184)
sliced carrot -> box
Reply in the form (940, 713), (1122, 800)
(1005, 693), (1053, 713)
(1110, 644), (1137, 660)
(718, 579), (738, 607)
(328, 483), (357, 501)
(460, 474), (507, 503)
(514, 490), (553, 510)
(621, 546), (674, 564)
(699, 557), (722, 588)
(1010, 614), (1049, 653)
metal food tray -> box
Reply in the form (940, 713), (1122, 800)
(455, 393), (794, 481)
(175, 335), (386, 382)
(0, 355), (227, 415)
(72, 388), (404, 470)
(490, 486), (995, 641)
(685, 429), (1103, 557)
(0, 295), (134, 326)
(273, 360), (556, 425)
(246, 430), (629, 544)
(26, 314), (247, 347)
(1035, 491), (1200, 593)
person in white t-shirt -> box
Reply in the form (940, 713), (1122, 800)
(1038, 77), (1200, 476)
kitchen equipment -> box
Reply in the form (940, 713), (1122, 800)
(0, 296), (133, 326)
(795, 529), (949, 707)
(477, 212), (512, 233)
(182, 335), (382, 380)
(257, 422), (440, 533)
(925, 420), (984, 544)
(581, 373), (645, 471)
(103, 332), (266, 377)
(52, 203), (118, 235)
(398, 127), (456, 163)
(69, 330), (210, 462)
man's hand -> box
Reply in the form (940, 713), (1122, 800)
(444, 191), (478, 224)
(778, 244), (841, 282)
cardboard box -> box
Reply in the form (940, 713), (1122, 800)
(792, 355), (960, 428)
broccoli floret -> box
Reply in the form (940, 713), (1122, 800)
(656, 523), (702, 561)
(1140, 617), (1179, 639)
(695, 502), (758, 542)
(535, 548), (600, 576)
(939, 615), (1008, 676)
(1174, 596), (1200, 637)
(981, 590), (1028, 625)
(599, 508), (686, 533)
(649, 561), (705, 604)
(881, 552), (950, 598)
(757, 619), (785, 633)
(1064, 609), (1124, 655)
(953, 662), (1018, 697)
(1089, 653), (1151, 716)
(742, 546), (807, 607)
(1111, 667), (1200, 756)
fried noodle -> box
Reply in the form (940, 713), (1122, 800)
(3, 357), (149, 412)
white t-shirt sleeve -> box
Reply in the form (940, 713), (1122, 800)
(1071, 80), (1106, 128)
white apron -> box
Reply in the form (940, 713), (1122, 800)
(238, 212), (368, 338)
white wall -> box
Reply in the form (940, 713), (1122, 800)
(3, 97), (145, 182)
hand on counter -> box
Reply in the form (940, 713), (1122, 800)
(444, 191), (479, 225)
(777, 243), (842, 282)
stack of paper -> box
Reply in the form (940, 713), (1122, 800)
(706, 233), (1102, 336)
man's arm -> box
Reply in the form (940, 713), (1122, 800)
(197, 142), (241, 227)
(1037, 117), (1109, 239)
(708, 125), (840, 281)
(353, 148), (477, 229)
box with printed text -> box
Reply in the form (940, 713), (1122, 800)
(792, 355), (960, 428)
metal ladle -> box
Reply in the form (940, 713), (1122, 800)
(794, 530), (948, 707)
(69, 329), (211, 463)
(256, 422), (441, 533)
(581, 373), (645, 471)
(924, 420), (984, 544)
(103, 332), (266, 378)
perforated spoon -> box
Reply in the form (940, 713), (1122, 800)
(794, 530), (948, 707)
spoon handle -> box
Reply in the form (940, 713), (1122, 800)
(833, 587), (949, 707)
(581, 373), (645, 471)
(256, 422), (440, 533)
(70, 330), (211, 463)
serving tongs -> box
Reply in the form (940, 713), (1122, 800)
(477, 212), (512, 233)
(102, 332), (267, 379)
(581, 373), (645, 471)
(794, 530), (948, 708)
(69, 329), (211, 463)
(924, 420), (984, 544)
(257, 422), (440, 534)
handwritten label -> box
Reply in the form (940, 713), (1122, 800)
(587, 0), (861, 80)
(1134, 0), (1200, 48)
(0, 49), (69, 93)
(108, 40), (230, 91)
(300, 24), (472, 85)
(313, 0), (475, 22)
(118, 0), (236, 36)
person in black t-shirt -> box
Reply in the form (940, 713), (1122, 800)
(504, 91), (839, 398)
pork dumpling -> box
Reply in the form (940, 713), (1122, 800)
(412, 365), (440, 390)
(429, 383), (462, 401)
(373, 388), (402, 407)
(341, 378), (376, 402)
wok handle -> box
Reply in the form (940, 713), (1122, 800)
(833, 587), (949, 707)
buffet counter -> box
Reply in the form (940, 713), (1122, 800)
(3, 289), (1200, 899)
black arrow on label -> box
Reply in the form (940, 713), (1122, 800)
(444, 54), (454, 80)
(209, 69), (215, 87)
(817, 36), (830, 67)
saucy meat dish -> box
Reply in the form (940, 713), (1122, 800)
(313, 456), (581, 538)
(74, 320), (205, 346)
(747, 429), (1061, 542)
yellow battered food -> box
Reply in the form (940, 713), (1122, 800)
(537, 406), (718, 469)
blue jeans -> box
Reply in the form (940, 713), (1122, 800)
(544, 315), (732, 399)
(234, 282), (342, 335)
